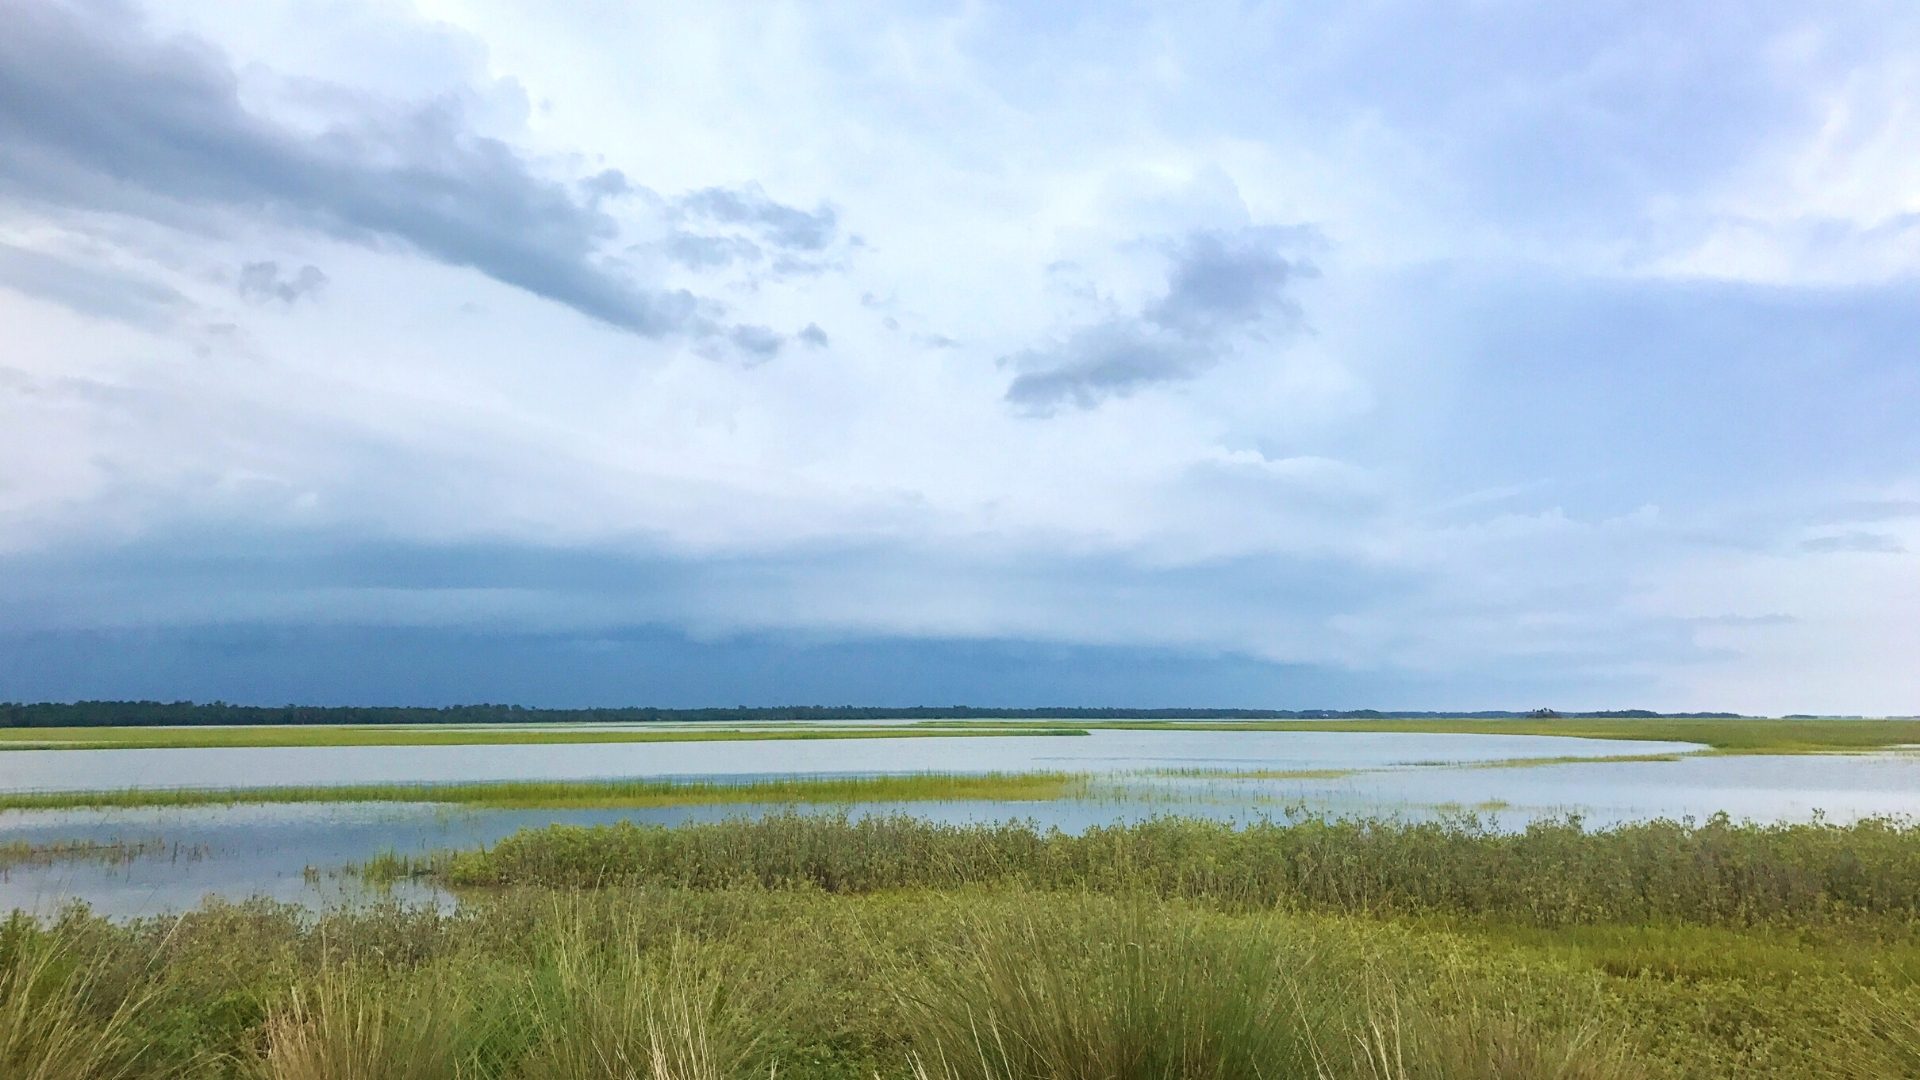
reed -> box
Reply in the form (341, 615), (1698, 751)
(7, 816), (1920, 1080)
(897, 898), (1335, 1080)
(442, 811), (1920, 926)
(0, 918), (150, 1080)
(519, 921), (761, 1080)
(251, 964), (478, 1080)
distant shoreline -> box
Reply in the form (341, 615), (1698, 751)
(0, 701), (1750, 728)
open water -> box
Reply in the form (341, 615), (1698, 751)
(2, 728), (1915, 918)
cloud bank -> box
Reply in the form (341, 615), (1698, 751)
(2, 0), (1919, 711)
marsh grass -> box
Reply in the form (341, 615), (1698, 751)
(6, 816), (1920, 1080)
(898, 897), (1337, 1080)
(0, 773), (1084, 813)
(1066, 718), (1920, 754)
(0, 727), (1093, 753)
(0, 840), (204, 870)
(252, 963), (485, 1080)
(1833, 990), (1920, 1079)
(896, 896), (1646, 1080)
(9, 715), (1920, 755)
(445, 811), (1920, 926)
(520, 921), (764, 1080)
(0, 917), (154, 1080)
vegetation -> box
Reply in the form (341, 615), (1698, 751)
(2, 869), (1919, 1080)
(0, 725), (1099, 751)
(1175, 717), (1920, 754)
(0, 774), (1083, 813)
(7, 711), (1919, 755)
(0, 840), (199, 870)
(435, 813), (1920, 927)
(8, 812), (1920, 1078)
(0, 703), (1429, 729)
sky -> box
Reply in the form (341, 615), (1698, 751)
(1, 0), (1918, 713)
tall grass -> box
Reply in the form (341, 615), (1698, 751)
(252, 964), (481, 1080)
(898, 898), (1335, 1080)
(896, 896), (1643, 1080)
(0, 916), (151, 1080)
(2, 886), (1915, 1080)
(443, 811), (1920, 926)
(519, 924), (760, 1080)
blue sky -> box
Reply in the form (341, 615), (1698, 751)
(1, 0), (1917, 712)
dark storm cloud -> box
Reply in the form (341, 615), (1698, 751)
(0, 0), (702, 335)
(1004, 226), (1312, 410)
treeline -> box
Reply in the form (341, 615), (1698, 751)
(0, 701), (1742, 728)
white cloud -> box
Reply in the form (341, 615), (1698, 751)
(3, 0), (1920, 709)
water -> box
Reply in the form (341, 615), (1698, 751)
(2, 729), (1915, 918)
(0, 729), (1690, 791)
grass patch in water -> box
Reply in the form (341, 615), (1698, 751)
(1465, 752), (1691, 769)
(1094, 717), (1920, 754)
(0, 772), (1084, 812)
(1151, 767), (1361, 780)
(0, 839), (206, 870)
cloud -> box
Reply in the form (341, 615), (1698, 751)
(797, 323), (829, 348)
(0, 0), (703, 335)
(1689, 613), (1797, 627)
(237, 261), (327, 304)
(657, 184), (842, 273)
(1004, 226), (1313, 410)
(676, 185), (836, 251)
(0, 242), (184, 325)
(1800, 532), (1906, 554)
(727, 323), (784, 359)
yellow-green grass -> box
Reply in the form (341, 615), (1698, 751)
(0, 838), (190, 869)
(8, 715), (1918, 755)
(441, 812), (1920, 926)
(0, 724), (1092, 751)
(0, 771), (1085, 812)
(9, 875), (1920, 1080)
(1075, 716), (1920, 754)
(1151, 767), (1362, 779)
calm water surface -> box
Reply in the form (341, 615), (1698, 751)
(0, 729), (1691, 791)
(2, 730), (1915, 918)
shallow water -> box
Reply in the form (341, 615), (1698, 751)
(0, 729), (1691, 791)
(2, 730), (1916, 918)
